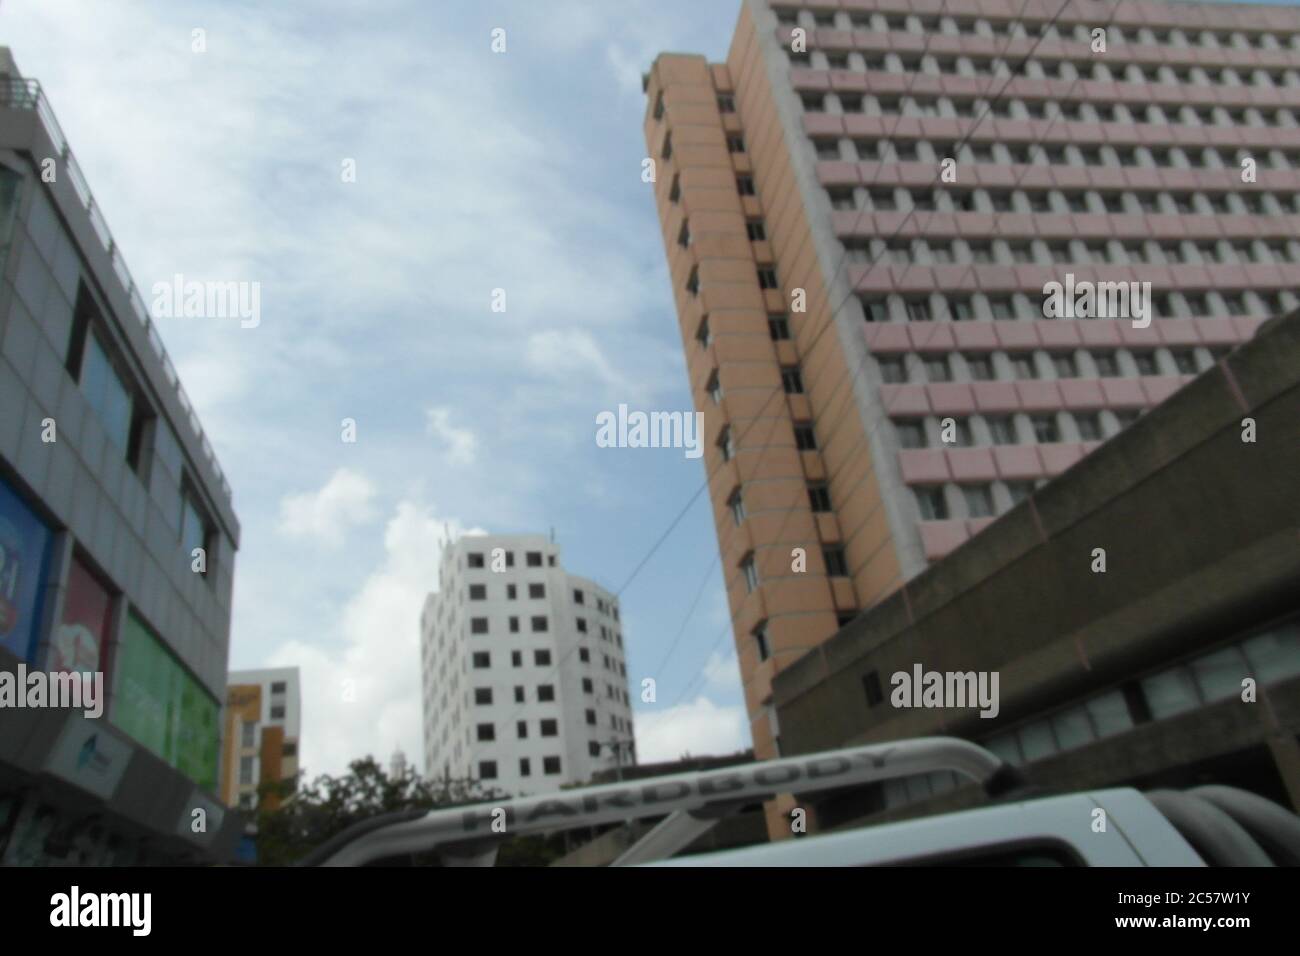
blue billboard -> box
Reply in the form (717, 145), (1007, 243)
(0, 475), (53, 662)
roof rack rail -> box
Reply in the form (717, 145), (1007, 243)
(304, 736), (1012, 867)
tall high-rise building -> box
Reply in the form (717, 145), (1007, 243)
(0, 49), (241, 863)
(221, 667), (301, 812)
(422, 534), (635, 796)
(643, 0), (1300, 831)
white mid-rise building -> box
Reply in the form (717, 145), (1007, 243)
(421, 534), (635, 796)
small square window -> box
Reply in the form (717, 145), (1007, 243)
(824, 548), (849, 576)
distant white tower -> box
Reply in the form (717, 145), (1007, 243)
(389, 748), (409, 781)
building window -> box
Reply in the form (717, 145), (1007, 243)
(1051, 353), (1078, 378)
(915, 486), (949, 520)
(924, 357), (951, 382)
(861, 298), (888, 323)
(728, 488), (746, 525)
(807, 483), (832, 512)
(1075, 413), (1103, 441)
(507, 584), (517, 599)
(878, 357), (907, 384)
(696, 316), (711, 348)
(962, 484), (994, 518)
(1092, 352), (1119, 377)
(538, 684), (555, 702)
(470, 617), (488, 635)
(541, 719), (559, 737)
(1132, 351), (1158, 375)
(757, 267), (779, 289)
(755, 622), (771, 662)
(511, 650), (522, 667)
(895, 419), (927, 449)
(270, 705), (285, 720)
(586, 708), (597, 725)
(582, 678), (593, 693)
(514, 685), (525, 703)
(824, 548), (849, 576)
(988, 416), (1018, 445)
(75, 326), (138, 463)
(509, 616), (520, 634)
(965, 354), (994, 380)
(519, 758), (531, 777)
(728, 135), (746, 153)
(543, 757), (562, 775)
(781, 366), (804, 393)
(239, 756), (254, 785)
(747, 220), (767, 241)
(669, 174), (680, 203)
(517, 720), (528, 739)
(741, 553), (759, 593)
(180, 487), (213, 577)
(737, 176), (756, 196)
(768, 315), (791, 340)
(474, 688), (492, 705)
(863, 670), (883, 707)
(241, 722), (255, 748)
(534, 649), (552, 666)
(718, 94), (736, 113)
(717, 426), (735, 462)
(476, 723), (495, 742)
(573, 589), (585, 605)
(1012, 354), (1038, 380)
(528, 583), (545, 599)
(469, 584), (486, 600)
(526, 551), (543, 567)
(472, 651), (490, 669)
(467, 552), (485, 568)
(707, 369), (723, 404)
(478, 761), (498, 781)
(1031, 415), (1060, 443)
(589, 741), (602, 757)
(793, 423), (817, 450)
(531, 616), (548, 632)
(579, 648), (590, 663)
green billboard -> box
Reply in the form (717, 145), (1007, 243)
(111, 611), (219, 791)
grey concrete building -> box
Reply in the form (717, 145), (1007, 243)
(0, 50), (242, 863)
(772, 309), (1300, 832)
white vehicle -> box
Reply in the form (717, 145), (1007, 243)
(302, 737), (1300, 867)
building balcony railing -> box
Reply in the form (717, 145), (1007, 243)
(0, 76), (232, 503)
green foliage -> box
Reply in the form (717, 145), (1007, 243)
(252, 758), (566, 866)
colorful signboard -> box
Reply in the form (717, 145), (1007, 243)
(0, 476), (53, 663)
(51, 556), (113, 675)
(43, 713), (134, 801)
(111, 612), (219, 791)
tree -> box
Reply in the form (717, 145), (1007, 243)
(253, 758), (565, 866)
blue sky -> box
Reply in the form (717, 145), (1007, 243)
(1, 0), (755, 776)
(7, 0), (1295, 780)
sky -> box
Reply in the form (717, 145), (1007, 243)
(0, 0), (752, 778)
(6, 0), (1293, 784)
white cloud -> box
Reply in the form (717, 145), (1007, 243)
(268, 500), (485, 777)
(425, 406), (478, 465)
(702, 649), (740, 694)
(525, 328), (624, 392)
(277, 468), (378, 548)
(634, 697), (749, 763)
